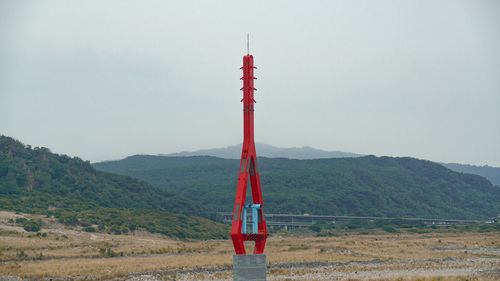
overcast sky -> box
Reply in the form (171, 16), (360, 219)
(1, 1), (499, 166)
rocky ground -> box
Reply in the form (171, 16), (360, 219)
(126, 257), (500, 281)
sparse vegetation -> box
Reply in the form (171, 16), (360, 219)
(0, 217), (498, 280)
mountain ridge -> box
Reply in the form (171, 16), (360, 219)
(159, 143), (500, 186)
(94, 155), (500, 220)
(442, 163), (500, 187)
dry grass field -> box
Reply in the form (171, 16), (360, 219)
(0, 211), (499, 280)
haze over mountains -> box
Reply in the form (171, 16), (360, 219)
(163, 143), (500, 187)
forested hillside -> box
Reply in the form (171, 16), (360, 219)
(94, 155), (500, 220)
(162, 143), (500, 187)
(0, 136), (228, 239)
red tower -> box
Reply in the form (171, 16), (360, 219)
(230, 53), (268, 255)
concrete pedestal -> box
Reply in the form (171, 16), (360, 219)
(233, 254), (266, 281)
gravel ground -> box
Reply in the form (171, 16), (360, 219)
(0, 277), (25, 281)
(126, 257), (500, 281)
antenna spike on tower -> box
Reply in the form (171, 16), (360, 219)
(247, 33), (249, 55)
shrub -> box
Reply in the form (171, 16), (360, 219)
(21, 219), (41, 232)
(382, 225), (399, 233)
(83, 226), (96, 232)
(310, 224), (322, 232)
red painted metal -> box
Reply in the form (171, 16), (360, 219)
(230, 54), (268, 255)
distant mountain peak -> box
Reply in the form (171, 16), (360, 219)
(442, 163), (500, 187)
(162, 143), (362, 160)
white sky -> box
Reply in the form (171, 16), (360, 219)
(1, 0), (499, 166)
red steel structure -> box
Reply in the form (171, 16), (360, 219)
(230, 53), (268, 255)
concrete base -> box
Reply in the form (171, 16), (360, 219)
(233, 254), (266, 281)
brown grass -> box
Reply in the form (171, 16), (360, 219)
(0, 211), (498, 280)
